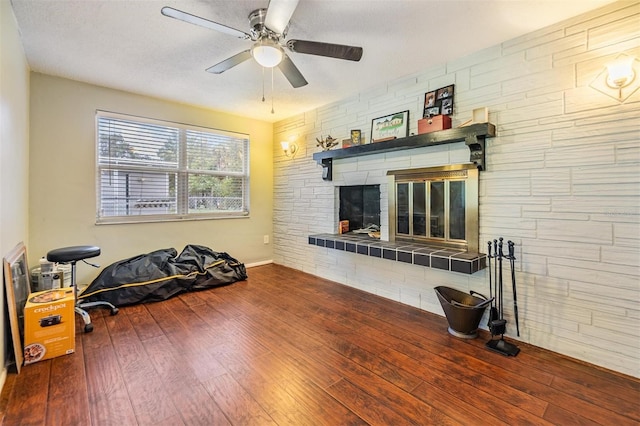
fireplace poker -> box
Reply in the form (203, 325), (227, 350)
(488, 239), (506, 336)
(487, 241), (496, 328)
(498, 238), (504, 324)
(508, 240), (520, 337)
(493, 239), (500, 322)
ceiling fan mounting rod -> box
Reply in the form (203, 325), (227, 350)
(249, 8), (287, 41)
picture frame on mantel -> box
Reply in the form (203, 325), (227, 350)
(371, 110), (409, 142)
(424, 84), (455, 117)
(350, 129), (362, 145)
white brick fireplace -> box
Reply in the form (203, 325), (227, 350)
(273, 1), (640, 378)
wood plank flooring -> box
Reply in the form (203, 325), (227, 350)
(1, 264), (638, 425)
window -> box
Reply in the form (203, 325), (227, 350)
(388, 164), (479, 252)
(96, 111), (249, 223)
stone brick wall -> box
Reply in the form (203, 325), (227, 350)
(273, 1), (640, 377)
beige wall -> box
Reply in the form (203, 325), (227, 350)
(29, 74), (274, 282)
(0, 0), (31, 388)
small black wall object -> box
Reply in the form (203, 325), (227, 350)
(321, 159), (332, 181)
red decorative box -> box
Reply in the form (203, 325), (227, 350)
(418, 115), (452, 134)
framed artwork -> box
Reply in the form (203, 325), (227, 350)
(350, 129), (362, 145)
(343, 128), (364, 148)
(3, 242), (30, 373)
(424, 84), (455, 117)
(425, 106), (440, 117)
(424, 91), (436, 112)
(371, 110), (409, 142)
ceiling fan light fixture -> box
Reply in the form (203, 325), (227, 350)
(251, 39), (284, 68)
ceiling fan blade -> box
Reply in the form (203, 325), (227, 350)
(287, 40), (363, 62)
(264, 0), (300, 35)
(278, 54), (308, 88)
(206, 50), (252, 74)
(161, 7), (251, 40)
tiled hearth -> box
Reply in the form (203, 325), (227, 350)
(308, 233), (486, 275)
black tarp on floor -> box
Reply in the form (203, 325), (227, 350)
(78, 244), (247, 307)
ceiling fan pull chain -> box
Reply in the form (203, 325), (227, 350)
(271, 67), (275, 114)
(262, 67), (266, 102)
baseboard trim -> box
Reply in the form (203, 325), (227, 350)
(0, 367), (7, 396)
(245, 260), (274, 268)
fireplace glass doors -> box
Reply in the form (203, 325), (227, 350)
(388, 164), (479, 252)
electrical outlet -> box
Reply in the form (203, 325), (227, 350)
(263, 235), (269, 244)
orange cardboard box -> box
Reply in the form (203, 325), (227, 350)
(23, 288), (75, 364)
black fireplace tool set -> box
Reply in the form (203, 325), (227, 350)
(486, 237), (520, 356)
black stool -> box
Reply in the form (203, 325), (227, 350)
(47, 245), (118, 333)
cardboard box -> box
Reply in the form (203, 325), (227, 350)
(23, 288), (75, 364)
(418, 115), (452, 134)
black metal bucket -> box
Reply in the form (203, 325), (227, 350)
(434, 286), (493, 339)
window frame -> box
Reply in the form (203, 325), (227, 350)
(95, 111), (250, 224)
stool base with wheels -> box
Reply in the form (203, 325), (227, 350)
(46, 245), (119, 333)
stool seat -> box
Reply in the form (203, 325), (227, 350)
(44, 244), (116, 333)
(47, 245), (101, 263)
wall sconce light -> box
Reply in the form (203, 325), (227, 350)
(606, 56), (635, 91)
(281, 140), (298, 158)
(590, 53), (639, 102)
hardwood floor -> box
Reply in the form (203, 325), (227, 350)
(1, 264), (638, 425)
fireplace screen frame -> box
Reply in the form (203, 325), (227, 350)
(338, 184), (381, 232)
(387, 164), (479, 252)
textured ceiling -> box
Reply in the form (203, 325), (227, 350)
(10, 0), (615, 122)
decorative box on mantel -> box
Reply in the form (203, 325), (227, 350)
(418, 115), (452, 134)
(308, 233), (486, 275)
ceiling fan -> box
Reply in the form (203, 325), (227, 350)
(161, 0), (363, 88)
